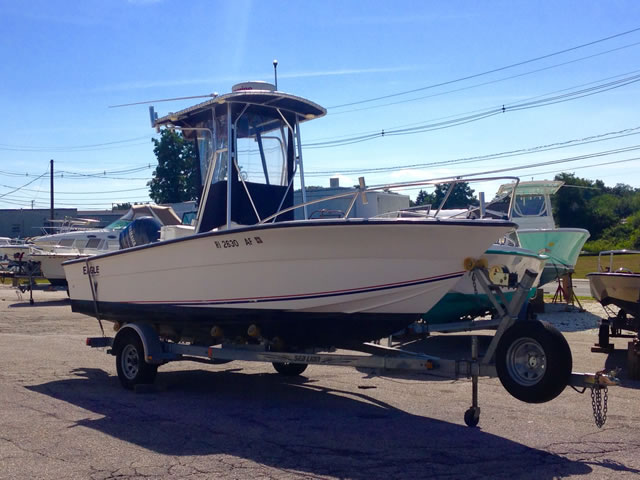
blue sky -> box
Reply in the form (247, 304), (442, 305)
(1, 0), (640, 210)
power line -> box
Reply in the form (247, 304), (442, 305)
(328, 25), (640, 109)
(305, 126), (640, 177)
(304, 72), (640, 149)
(0, 169), (49, 199)
(0, 185), (150, 195)
(328, 42), (640, 116)
(0, 136), (154, 152)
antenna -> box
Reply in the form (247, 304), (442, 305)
(273, 59), (278, 90)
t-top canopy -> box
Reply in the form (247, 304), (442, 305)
(497, 180), (564, 197)
(154, 84), (326, 128)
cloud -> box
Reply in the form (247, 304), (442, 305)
(127, 0), (163, 4)
(280, 66), (419, 79)
(334, 13), (477, 26)
(95, 66), (419, 93)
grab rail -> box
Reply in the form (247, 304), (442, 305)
(260, 175), (520, 224)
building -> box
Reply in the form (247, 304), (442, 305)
(0, 208), (77, 239)
(293, 178), (409, 220)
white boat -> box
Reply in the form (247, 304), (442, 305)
(0, 237), (31, 268)
(29, 205), (182, 286)
(423, 244), (547, 331)
(63, 81), (516, 348)
(587, 249), (640, 338)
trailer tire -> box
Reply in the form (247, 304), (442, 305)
(115, 331), (158, 389)
(272, 362), (308, 376)
(496, 320), (571, 404)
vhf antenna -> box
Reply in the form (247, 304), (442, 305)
(273, 59), (278, 90)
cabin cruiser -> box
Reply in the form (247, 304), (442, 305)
(588, 249), (640, 339)
(63, 81), (517, 349)
(486, 181), (590, 286)
(29, 205), (182, 286)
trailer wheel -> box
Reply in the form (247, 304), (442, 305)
(115, 331), (158, 389)
(272, 362), (308, 376)
(496, 320), (572, 403)
(464, 407), (480, 427)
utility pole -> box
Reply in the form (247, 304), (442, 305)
(50, 159), (54, 221)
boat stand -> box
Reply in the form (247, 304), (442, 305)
(86, 266), (620, 428)
(551, 271), (584, 312)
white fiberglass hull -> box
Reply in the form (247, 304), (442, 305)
(450, 245), (546, 296)
(64, 219), (515, 346)
(0, 244), (31, 262)
(423, 245), (546, 325)
(29, 251), (90, 286)
(588, 272), (640, 320)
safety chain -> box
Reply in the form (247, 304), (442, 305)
(471, 272), (478, 296)
(591, 385), (608, 428)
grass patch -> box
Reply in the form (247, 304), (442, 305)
(0, 276), (50, 286)
(573, 253), (640, 278)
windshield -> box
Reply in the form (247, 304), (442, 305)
(513, 195), (548, 217)
(105, 219), (132, 231)
(236, 112), (288, 187)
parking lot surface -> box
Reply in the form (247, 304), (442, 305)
(0, 285), (639, 479)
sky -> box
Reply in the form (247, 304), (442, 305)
(1, 0), (640, 211)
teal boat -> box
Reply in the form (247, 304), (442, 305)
(496, 181), (589, 286)
(423, 244), (547, 332)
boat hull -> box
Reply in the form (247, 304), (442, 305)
(424, 245), (546, 325)
(587, 272), (640, 321)
(516, 228), (589, 285)
(64, 219), (514, 347)
(29, 251), (89, 286)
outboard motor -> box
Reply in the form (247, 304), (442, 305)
(119, 217), (162, 249)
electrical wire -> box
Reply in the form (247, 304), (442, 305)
(328, 42), (640, 116)
(328, 25), (640, 109)
(0, 170), (49, 199)
(304, 72), (640, 149)
(305, 126), (640, 176)
(0, 136), (154, 152)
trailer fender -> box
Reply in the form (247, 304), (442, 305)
(113, 323), (164, 365)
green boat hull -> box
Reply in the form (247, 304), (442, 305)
(424, 289), (537, 325)
(516, 228), (589, 285)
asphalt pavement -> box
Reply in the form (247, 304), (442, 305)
(0, 285), (639, 480)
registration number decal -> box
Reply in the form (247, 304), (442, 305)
(214, 236), (263, 249)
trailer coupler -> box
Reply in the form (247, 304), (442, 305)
(569, 368), (621, 427)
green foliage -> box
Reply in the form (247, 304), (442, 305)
(553, 173), (640, 249)
(147, 129), (200, 204)
(411, 182), (478, 209)
(412, 189), (435, 207)
(112, 202), (131, 211)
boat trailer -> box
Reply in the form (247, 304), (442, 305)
(85, 266), (619, 428)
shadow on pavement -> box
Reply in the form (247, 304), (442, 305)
(8, 298), (70, 308)
(27, 366), (597, 479)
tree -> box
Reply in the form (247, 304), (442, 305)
(411, 189), (435, 207)
(112, 202), (131, 211)
(147, 129), (200, 204)
(432, 182), (478, 209)
(411, 183), (477, 209)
